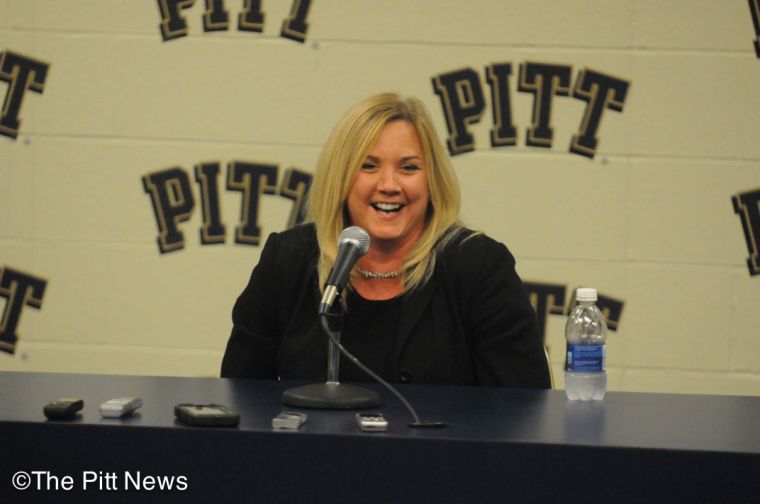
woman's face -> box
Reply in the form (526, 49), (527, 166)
(347, 120), (430, 252)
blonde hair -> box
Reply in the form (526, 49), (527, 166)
(307, 92), (464, 293)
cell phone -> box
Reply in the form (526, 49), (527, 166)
(174, 403), (240, 427)
(99, 397), (142, 418)
(44, 398), (84, 420)
(272, 411), (307, 430)
(356, 412), (388, 432)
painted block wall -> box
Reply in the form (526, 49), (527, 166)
(1, 1), (758, 396)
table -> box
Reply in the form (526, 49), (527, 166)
(0, 371), (758, 502)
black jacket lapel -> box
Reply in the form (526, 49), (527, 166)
(395, 278), (436, 360)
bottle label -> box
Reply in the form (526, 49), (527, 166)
(565, 344), (605, 372)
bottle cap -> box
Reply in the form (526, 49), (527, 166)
(576, 287), (597, 301)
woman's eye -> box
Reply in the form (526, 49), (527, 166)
(402, 164), (420, 172)
(361, 162), (376, 170)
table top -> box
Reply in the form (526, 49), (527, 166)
(1, 370), (758, 456)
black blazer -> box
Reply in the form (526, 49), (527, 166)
(221, 224), (551, 388)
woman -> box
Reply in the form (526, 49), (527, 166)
(221, 92), (551, 388)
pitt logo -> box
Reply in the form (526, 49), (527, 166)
(524, 282), (624, 341)
(157, 0), (313, 43)
(143, 162), (312, 253)
(432, 62), (630, 159)
(732, 187), (760, 276)
(0, 267), (47, 355)
(0, 51), (50, 140)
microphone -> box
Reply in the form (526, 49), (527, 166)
(319, 226), (370, 314)
(283, 224), (447, 426)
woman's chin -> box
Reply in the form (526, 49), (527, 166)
(367, 231), (402, 243)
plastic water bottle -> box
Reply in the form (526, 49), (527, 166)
(564, 287), (607, 401)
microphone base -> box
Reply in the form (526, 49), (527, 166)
(282, 382), (381, 409)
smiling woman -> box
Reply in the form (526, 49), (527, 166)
(346, 120), (430, 300)
(221, 93), (551, 389)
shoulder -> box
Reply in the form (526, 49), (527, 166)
(257, 223), (318, 274)
(438, 228), (515, 270)
(264, 223), (317, 253)
(270, 222), (316, 242)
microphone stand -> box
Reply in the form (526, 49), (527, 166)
(281, 297), (382, 409)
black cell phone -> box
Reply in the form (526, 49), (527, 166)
(44, 398), (84, 420)
(174, 403), (239, 427)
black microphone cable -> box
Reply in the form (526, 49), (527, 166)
(319, 313), (446, 428)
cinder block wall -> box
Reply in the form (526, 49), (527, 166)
(1, 1), (758, 396)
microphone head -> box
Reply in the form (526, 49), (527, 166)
(338, 226), (370, 256)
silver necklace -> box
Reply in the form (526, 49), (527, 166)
(355, 266), (402, 279)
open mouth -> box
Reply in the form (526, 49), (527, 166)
(371, 202), (404, 214)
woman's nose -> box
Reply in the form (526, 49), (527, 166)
(377, 167), (400, 192)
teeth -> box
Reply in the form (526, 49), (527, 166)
(373, 203), (402, 212)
